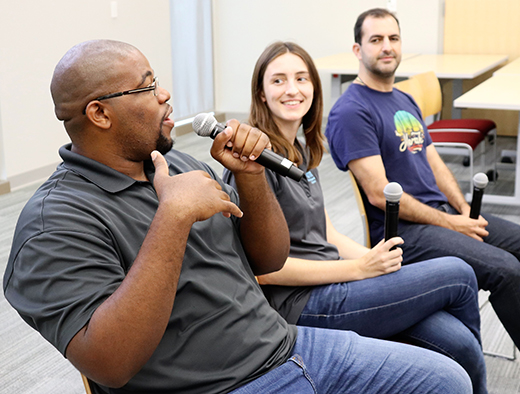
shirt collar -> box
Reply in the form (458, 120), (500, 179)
(58, 144), (155, 193)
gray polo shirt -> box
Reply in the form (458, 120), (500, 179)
(3, 144), (296, 394)
(223, 144), (339, 324)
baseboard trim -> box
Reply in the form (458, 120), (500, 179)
(0, 179), (10, 195)
(8, 162), (59, 191)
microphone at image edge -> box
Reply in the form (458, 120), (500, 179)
(384, 182), (403, 244)
(469, 172), (489, 220)
(192, 113), (304, 182)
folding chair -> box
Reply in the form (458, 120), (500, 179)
(81, 373), (93, 394)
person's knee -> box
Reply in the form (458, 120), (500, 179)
(424, 355), (473, 393)
(429, 256), (478, 288)
(439, 365), (473, 393)
(484, 252), (520, 294)
(446, 334), (484, 363)
(392, 348), (473, 393)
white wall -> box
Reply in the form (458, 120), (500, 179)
(0, 0), (172, 189)
(212, 0), (444, 118)
(0, 0), (443, 190)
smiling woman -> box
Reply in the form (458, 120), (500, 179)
(223, 40), (488, 394)
(261, 53), (314, 137)
(248, 41), (324, 170)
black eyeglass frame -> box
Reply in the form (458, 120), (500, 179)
(82, 77), (159, 114)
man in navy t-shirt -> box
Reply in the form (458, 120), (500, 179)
(326, 7), (520, 350)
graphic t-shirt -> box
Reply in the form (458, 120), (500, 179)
(325, 83), (447, 244)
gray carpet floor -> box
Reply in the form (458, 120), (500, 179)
(1, 130), (519, 393)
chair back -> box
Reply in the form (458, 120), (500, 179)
(81, 373), (93, 394)
(348, 171), (371, 248)
(411, 71), (442, 119)
(394, 71), (442, 120)
(394, 77), (425, 114)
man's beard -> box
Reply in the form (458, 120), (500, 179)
(156, 131), (174, 155)
(364, 53), (401, 79)
(370, 65), (398, 79)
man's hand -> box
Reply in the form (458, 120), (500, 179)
(209, 119), (271, 175)
(151, 151), (243, 221)
(443, 210), (489, 241)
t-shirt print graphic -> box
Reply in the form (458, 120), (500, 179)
(394, 110), (425, 154)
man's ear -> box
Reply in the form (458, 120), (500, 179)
(85, 102), (112, 129)
(352, 43), (362, 60)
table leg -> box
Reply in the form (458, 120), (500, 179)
(514, 119), (520, 199)
(479, 114), (520, 206)
(331, 74), (342, 104)
(331, 74), (357, 105)
(452, 79), (463, 119)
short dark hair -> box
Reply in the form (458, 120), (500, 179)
(354, 8), (400, 44)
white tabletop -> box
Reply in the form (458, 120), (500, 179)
(494, 57), (520, 76)
(396, 54), (508, 79)
(313, 52), (359, 74)
(454, 74), (520, 111)
(314, 53), (508, 79)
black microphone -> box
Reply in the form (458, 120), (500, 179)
(384, 182), (403, 243)
(192, 113), (304, 182)
(469, 172), (489, 219)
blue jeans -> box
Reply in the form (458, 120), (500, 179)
(295, 257), (486, 394)
(230, 326), (472, 394)
(386, 205), (520, 350)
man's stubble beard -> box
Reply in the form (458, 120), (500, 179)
(156, 131), (174, 155)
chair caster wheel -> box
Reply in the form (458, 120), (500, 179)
(486, 170), (498, 182)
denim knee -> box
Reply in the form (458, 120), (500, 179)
(427, 358), (473, 394)
(431, 256), (478, 288)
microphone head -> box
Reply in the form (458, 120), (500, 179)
(384, 182), (403, 202)
(473, 172), (489, 189)
(193, 113), (217, 137)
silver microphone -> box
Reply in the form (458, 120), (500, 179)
(192, 113), (304, 181)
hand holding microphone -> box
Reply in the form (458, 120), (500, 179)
(192, 113), (304, 181)
(384, 182), (403, 243)
(469, 172), (489, 219)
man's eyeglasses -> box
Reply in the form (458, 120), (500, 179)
(83, 77), (159, 114)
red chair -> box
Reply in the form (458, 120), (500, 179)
(428, 119), (497, 181)
(395, 71), (498, 183)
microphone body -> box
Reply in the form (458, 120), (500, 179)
(192, 113), (304, 182)
(469, 173), (489, 219)
(384, 182), (403, 243)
